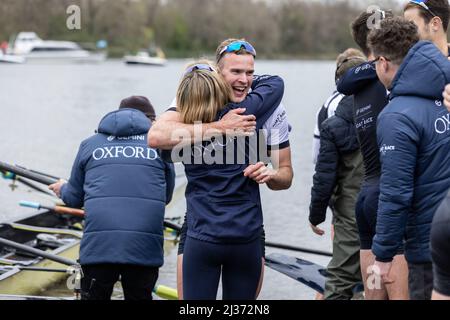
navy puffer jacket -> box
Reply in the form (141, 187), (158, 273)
(309, 95), (362, 226)
(61, 108), (175, 266)
(373, 41), (450, 263)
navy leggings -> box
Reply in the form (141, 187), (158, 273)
(183, 236), (262, 300)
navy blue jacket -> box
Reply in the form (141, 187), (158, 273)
(309, 95), (361, 226)
(373, 41), (450, 263)
(337, 62), (389, 183)
(61, 109), (175, 266)
(182, 75), (284, 243)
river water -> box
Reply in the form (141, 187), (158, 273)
(0, 59), (336, 299)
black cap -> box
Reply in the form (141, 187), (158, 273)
(119, 96), (156, 121)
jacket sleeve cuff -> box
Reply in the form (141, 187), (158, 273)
(60, 183), (68, 198)
(375, 256), (394, 263)
(309, 214), (325, 227)
(60, 183), (83, 208)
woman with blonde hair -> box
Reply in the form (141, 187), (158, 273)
(171, 60), (284, 300)
(176, 62), (231, 124)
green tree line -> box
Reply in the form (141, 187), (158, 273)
(0, 0), (400, 58)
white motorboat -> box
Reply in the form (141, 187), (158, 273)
(8, 32), (106, 63)
(0, 52), (25, 64)
(123, 51), (167, 66)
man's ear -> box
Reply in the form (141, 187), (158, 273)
(381, 57), (389, 73)
(431, 16), (443, 32)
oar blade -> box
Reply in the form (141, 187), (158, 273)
(265, 252), (328, 294)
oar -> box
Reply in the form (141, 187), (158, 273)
(19, 201), (179, 237)
(1, 169), (58, 199)
(163, 220), (182, 232)
(265, 241), (332, 257)
(15, 165), (60, 181)
(15, 177), (57, 196)
(265, 252), (327, 294)
(18, 201), (180, 237)
(0, 237), (77, 266)
(154, 285), (178, 300)
(20, 200), (85, 218)
(265, 252), (364, 295)
(158, 220), (332, 257)
(0, 161), (57, 185)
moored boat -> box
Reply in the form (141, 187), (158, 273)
(123, 50), (167, 66)
(0, 52), (25, 64)
(8, 32), (106, 64)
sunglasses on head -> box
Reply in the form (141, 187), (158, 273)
(409, 0), (437, 17)
(184, 64), (215, 75)
(376, 9), (386, 19)
(218, 41), (256, 58)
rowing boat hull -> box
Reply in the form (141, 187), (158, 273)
(0, 210), (82, 296)
(0, 241), (79, 295)
(0, 209), (180, 297)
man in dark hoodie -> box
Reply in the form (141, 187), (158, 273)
(368, 17), (450, 300)
(49, 96), (175, 300)
(308, 50), (366, 300)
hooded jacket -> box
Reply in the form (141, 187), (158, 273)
(337, 62), (389, 183)
(61, 108), (175, 266)
(373, 41), (450, 264)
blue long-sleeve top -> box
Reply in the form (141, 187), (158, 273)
(181, 75), (285, 243)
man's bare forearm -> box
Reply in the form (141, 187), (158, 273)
(148, 109), (256, 150)
(148, 117), (222, 150)
(267, 147), (293, 190)
(267, 165), (293, 190)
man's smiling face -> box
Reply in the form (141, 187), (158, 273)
(218, 53), (255, 103)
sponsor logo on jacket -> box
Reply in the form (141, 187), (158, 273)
(92, 146), (159, 161)
(354, 63), (373, 74)
(434, 113), (450, 134)
(355, 116), (374, 130)
(355, 104), (372, 116)
(379, 144), (395, 155)
(107, 135), (146, 141)
(272, 110), (286, 128)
